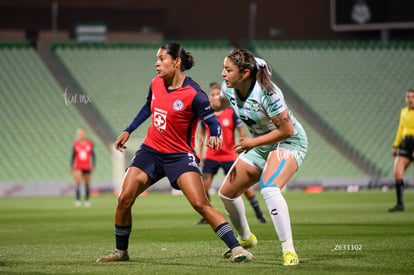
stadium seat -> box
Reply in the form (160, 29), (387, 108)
(254, 41), (414, 177)
(0, 44), (112, 183)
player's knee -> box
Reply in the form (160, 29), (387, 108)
(191, 201), (210, 215)
(117, 194), (135, 210)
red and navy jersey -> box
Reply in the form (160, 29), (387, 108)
(143, 76), (215, 156)
(201, 108), (242, 161)
(71, 140), (95, 170)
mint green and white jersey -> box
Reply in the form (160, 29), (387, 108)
(220, 80), (305, 138)
(220, 80), (308, 168)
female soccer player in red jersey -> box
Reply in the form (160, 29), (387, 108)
(389, 89), (414, 212)
(97, 43), (253, 263)
(196, 82), (266, 225)
(70, 128), (95, 207)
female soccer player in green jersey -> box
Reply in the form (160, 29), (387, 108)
(211, 49), (308, 266)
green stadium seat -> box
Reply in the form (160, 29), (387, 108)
(254, 41), (414, 177)
(55, 43), (235, 140)
(0, 45), (112, 182)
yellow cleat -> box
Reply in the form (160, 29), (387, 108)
(283, 251), (299, 266)
(238, 233), (257, 249)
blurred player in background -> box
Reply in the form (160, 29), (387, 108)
(211, 49), (308, 266)
(196, 82), (266, 225)
(389, 89), (414, 212)
(70, 128), (95, 207)
(97, 43), (253, 263)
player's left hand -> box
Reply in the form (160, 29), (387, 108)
(234, 137), (255, 154)
(207, 136), (223, 151)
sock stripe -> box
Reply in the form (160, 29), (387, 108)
(215, 222), (239, 250)
(115, 224), (132, 236)
(215, 223), (232, 238)
(114, 224), (131, 251)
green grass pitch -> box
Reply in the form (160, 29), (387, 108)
(0, 190), (413, 274)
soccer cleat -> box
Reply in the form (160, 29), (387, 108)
(84, 200), (91, 208)
(229, 247), (254, 263)
(96, 249), (129, 263)
(238, 233), (258, 248)
(222, 248), (233, 258)
(75, 200), (81, 207)
(388, 204), (404, 212)
(222, 233), (257, 258)
(283, 251), (299, 266)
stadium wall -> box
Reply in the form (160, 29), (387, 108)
(0, 0), (360, 47)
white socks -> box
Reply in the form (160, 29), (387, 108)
(219, 186), (295, 252)
(261, 186), (295, 252)
(219, 193), (251, 239)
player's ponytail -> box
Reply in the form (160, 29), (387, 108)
(161, 43), (194, 71)
(254, 57), (274, 94)
(226, 49), (274, 94)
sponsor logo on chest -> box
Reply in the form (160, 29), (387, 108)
(154, 107), (167, 131)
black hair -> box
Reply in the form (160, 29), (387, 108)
(161, 43), (194, 71)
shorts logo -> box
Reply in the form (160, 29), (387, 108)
(275, 142), (305, 162)
(187, 153), (198, 168)
(173, 100), (184, 111)
(154, 109), (167, 130)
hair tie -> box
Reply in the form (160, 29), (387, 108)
(254, 57), (271, 76)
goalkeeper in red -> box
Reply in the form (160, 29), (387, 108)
(96, 43), (253, 263)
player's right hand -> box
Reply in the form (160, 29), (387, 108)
(392, 147), (397, 157)
(207, 136), (223, 152)
(115, 131), (130, 152)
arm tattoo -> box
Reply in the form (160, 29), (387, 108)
(272, 111), (291, 128)
(284, 113), (291, 123)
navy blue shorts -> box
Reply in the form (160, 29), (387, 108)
(202, 158), (234, 175)
(128, 144), (201, 190)
(74, 169), (91, 174)
(81, 169), (91, 175)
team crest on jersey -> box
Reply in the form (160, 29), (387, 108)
(222, 118), (230, 127)
(154, 108), (167, 131)
(173, 100), (184, 111)
(251, 100), (260, 112)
